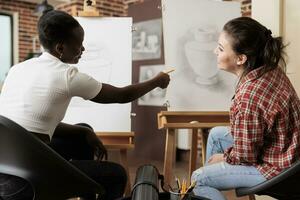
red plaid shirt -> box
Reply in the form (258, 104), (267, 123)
(224, 67), (300, 179)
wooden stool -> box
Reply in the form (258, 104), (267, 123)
(157, 111), (230, 185)
(96, 132), (134, 196)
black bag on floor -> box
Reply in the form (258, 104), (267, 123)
(118, 164), (210, 200)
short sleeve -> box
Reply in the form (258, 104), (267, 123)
(66, 67), (102, 100)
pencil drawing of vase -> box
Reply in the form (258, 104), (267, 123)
(184, 27), (218, 85)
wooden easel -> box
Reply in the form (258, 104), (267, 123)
(78, 0), (100, 17)
(76, 1), (133, 196)
(158, 111), (255, 200)
(157, 111), (230, 185)
(96, 132), (134, 196)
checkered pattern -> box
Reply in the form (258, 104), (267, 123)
(224, 67), (300, 179)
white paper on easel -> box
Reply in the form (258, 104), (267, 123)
(162, 0), (240, 111)
(162, 0), (240, 149)
(63, 17), (132, 132)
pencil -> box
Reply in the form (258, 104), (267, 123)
(181, 181), (196, 200)
(181, 179), (186, 194)
(163, 68), (175, 74)
(175, 177), (181, 191)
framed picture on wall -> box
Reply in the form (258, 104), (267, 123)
(132, 18), (162, 61)
(128, 0), (167, 160)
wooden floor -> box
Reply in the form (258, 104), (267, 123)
(72, 150), (274, 200)
(124, 152), (274, 200)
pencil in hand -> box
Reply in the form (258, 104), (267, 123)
(163, 67), (175, 74)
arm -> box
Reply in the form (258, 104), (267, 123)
(90, 72), (170, 104)
(224, 111), (264, 165)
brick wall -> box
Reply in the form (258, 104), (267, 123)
(0, 0), (142, 62)
(0, 0), (39, 62)
(230, 0), (251, 17)
(57, 0), (250, 17)
(0, 0), (250, 62)
(56, 0), (83, 15)
(56, 0), (142, 16)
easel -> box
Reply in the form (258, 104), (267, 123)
(78, 0), (100, 17)
(157, 111), (230, 185)
(77, 1), (133, 196)
(158, 111), (256, 200)
(96, 132), (134, 196)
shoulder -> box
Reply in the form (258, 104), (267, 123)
(235, 68), (294, 114)
(6, 58), (39, 77)
(65, 65), (79, 76)
(12, 57), (39, 68)
(65, 66), (101, 86)
(65, 67), (102, 99)
(64, 66), (86, 82)
(234, 77), (269, 115)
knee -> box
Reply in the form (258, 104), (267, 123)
(76, 123), (94, 131)
(73, 125), (95, 158)
(191, 167), (207, 186)
(76, 124), (95, 142)
(109, 162), (127, 184)
(208, 126), (229, 142)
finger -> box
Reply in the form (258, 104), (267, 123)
(207, 157), (213, 163)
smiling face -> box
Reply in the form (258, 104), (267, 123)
(214, 31), (246, 76)
(59, 26), (85, 64)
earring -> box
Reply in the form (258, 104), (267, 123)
(59, 53), (63, 59)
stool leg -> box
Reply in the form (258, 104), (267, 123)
(163, 128), (176, 186)
(200, 129), (209, 165)
(189, 128), (198, 181)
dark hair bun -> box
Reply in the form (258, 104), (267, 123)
(42, 7), (54, 15)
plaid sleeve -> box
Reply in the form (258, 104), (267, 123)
(224, 111), (264, 165)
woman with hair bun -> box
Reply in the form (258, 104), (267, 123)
(191, 17), (300, 200)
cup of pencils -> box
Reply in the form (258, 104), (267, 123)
(169, 178), (196, 200)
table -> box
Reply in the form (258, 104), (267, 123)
(96, 132), (134, 196)
(157, 111), (230, 185)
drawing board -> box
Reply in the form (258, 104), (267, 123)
(63, 17), (132, 131)
(162, 0), (240, 111)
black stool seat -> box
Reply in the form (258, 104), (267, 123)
(0, 115), (104, 200)
(236, 161), (300, 200)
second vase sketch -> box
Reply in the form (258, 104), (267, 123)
(184, 26), (218, 85)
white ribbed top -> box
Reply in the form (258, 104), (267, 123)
(0, 52), (102, 138)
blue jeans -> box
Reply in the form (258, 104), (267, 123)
(191, 126), (266, 200)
